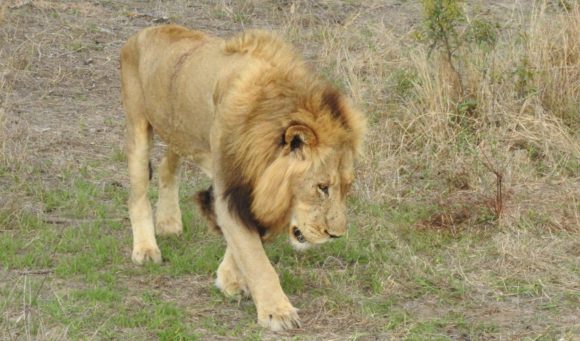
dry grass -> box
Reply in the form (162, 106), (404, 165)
(321, 0), (580, 232)
(0, 0), (579, 340)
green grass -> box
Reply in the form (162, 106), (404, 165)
(1, 0), (579, 339)
(1, 157), (577, 338)
(1, 173), (578, 338)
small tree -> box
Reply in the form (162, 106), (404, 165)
(421, 0), (466, 97)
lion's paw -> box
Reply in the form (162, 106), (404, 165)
(155, 217), (183, 236)
(258, 303), (301, 331)
(132, 245), (162, 265)
(215, 268), (249, 298)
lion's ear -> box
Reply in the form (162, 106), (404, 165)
(284, 123), (317, 152)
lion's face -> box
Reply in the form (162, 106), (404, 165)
(287, 151), (352, 250)
(246, 90), (365, 249)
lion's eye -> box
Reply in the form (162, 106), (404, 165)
(317, 184), (329, 195)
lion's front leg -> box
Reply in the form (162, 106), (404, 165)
(215, 247), (249, 298)
(214, 198), (301, 331)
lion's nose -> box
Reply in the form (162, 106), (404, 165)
(326, 209), (347, 238)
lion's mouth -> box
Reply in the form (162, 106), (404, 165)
(293, 227), (306, 243)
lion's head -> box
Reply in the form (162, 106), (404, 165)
(208, 30), (366, 249)
(286, 148), (352, 250)
(251, 98), (363, 249)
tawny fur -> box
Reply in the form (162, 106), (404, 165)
(120, 24), (366, 331)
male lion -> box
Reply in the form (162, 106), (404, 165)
(120, 25), (365, 331)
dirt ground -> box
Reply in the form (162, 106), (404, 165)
(1, 0), (578, 340)
(0, 0), (541, 217)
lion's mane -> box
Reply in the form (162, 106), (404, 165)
(196, 30), (366, 238)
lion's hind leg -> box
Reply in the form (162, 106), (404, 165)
(155, 149), (183, 236)
(125, 119), (161, 264)
(122, 43), (161, 264)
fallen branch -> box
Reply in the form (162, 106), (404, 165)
(17, 269), (54, 275)
(43, 216), (127, 225)
(479, 147), (505, 219)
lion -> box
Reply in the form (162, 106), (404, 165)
(120, 25), (366, 331)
